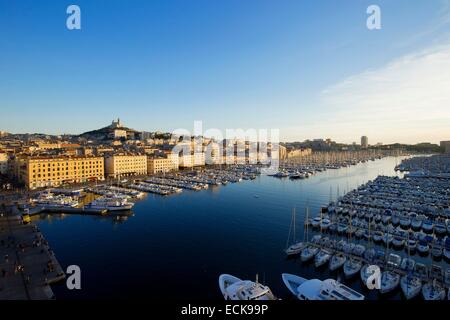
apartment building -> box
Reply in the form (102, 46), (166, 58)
(104, 154), (147, 178)
(147, 155), (179, 174)
(18, 156), (104, 189)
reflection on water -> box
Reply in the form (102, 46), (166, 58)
(34, 156), (438, 300)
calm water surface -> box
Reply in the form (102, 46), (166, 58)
(35, 156), (425, 300)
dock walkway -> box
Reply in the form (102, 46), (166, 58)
(0, 211), (65, 300)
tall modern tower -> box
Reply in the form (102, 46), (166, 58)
(361, 136), (369, 148)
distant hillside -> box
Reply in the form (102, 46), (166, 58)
(78, 119), (139, 141)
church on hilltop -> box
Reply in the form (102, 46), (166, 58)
(79, 118), (140, 141)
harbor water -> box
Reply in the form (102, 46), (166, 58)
(34, 156), (432, 300)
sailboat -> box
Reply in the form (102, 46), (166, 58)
(400, 233), (422, 300)
(422, 279), (445, 300)
(285, 208), (306, 256)
(314, 249), (332, 268)
(400, 275), (422, 300)
(343, 258), (362, 278)
(380, 270), (400, 294)
(329, 252), (347, 271)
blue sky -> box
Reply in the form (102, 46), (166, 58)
(1, 0), (449, 143)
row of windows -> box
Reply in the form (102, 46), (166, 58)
(32, 165), (101, 172)
(30, 160), (103, 167)
(32, 170), (103, 178)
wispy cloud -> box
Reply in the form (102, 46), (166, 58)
(285, 43), (450, 144)
(396, 0), (450, 48)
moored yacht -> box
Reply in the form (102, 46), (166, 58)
(422, 280), (446, 300)
(360, 264), (370, 285)
(85, 197), (134, 211)
(422, 219), (434, 233)
(400, 275), (422, 300)
(281, 273), (364, 300)
(311, 217), (322, 228)
(315, 249), (332, 268)
(301, 245), (319, 262)
(285, 242), (306, 256)
(329, 253), (346, 271)
(343, 258), (362, 278)
(320, 218), (331, 231)
(219, 274), (277, 300)
(380, 271), (400, 294)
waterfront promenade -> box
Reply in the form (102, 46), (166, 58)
(0, 208), (65, 299)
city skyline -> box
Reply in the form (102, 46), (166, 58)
(1, 0), (450, 144)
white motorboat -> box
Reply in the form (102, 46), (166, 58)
(417, 241), (429, 255)
(422, 281), (446, 300)
(281, 273), (364, 300)
(422, 220), (434, 233)
(86, 197), (134, 211)
(380, 271), (400, 294)
(400, 275), (422, 300)
(329, 253), (346, 271)
(343, 258), (362, 278)
(285, 242), (306, 256)
(311, 217), (322, 228)
(301, 245), (319, 262)
(320, 218), (331, 231)
(219, 274), (277, 300)
(315, 249), (332, 268)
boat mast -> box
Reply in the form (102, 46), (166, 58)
(285, 209), (294, 250)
